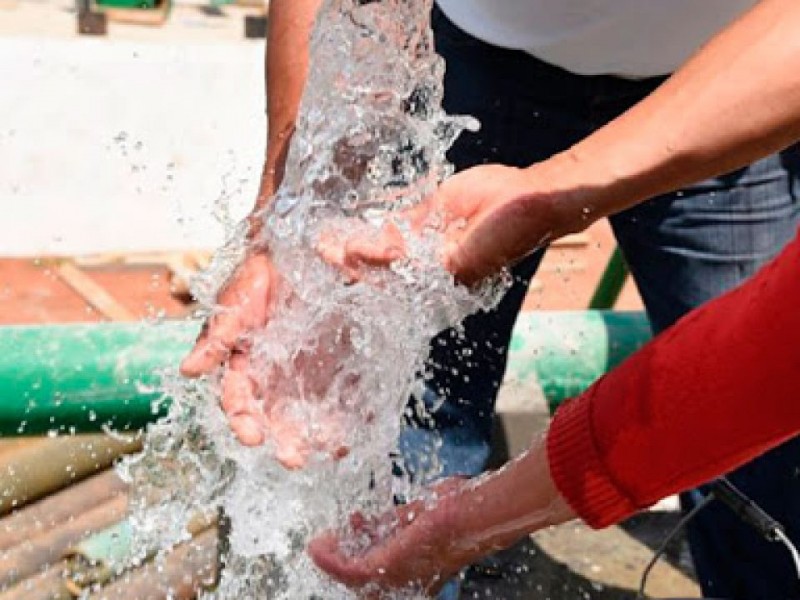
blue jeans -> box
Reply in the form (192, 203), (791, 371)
(399, 7), (800, 598)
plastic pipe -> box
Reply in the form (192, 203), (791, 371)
(0, 435), (140, 515)
(0, 321), (198, 436)
(0, 313), (651, 435)
(507, 311), (652, 412)
(85, 528), (218, 600)
(589, 246), (630, 310)
(0, 469), (126, 551)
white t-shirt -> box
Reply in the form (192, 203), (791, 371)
(435, 0), (756, 78)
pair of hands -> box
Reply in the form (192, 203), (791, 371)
(179, 162), (576, 594)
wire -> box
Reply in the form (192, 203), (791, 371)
(775, 529), (800, 581)
(636, 492), (715, 599)
(638, 479), (800, 599)
(711, 478), (784, 541)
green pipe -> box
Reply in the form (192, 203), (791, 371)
(0, 321), (198, 436)
(589, 246), (630, 310)
(508, 311), (652, 413)
(0, 313), (651, 435)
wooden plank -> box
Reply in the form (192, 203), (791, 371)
(551, 233), (590, 248)
(56, 262), (136, 322)
(74, 250), (212, 269)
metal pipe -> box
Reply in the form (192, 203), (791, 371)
(0, 313), (652, 436)
(0, 494), (127, 589)
(0, 469), (126, 552)
(0, 435), (139, 515)
(85, 528), (218, 600)
(0, 563), (73, 600)
(64, 511), (216, 594)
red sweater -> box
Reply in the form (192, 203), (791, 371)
(547, 227), (800, 529)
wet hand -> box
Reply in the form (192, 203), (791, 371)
(180, 251), (277, 444)
(308, 479), (474, 597)
(180, 251), (350, 468)
(318, 164), (569, 285)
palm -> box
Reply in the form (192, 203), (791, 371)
(319, 164), (559, 284)
(181, 252), (352, 468)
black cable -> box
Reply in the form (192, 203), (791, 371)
(710, 478), (783, 542)
(636, 492), (714, 599)
(638, 478), (800, 598)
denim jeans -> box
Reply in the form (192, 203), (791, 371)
(398, 6), (800, 599)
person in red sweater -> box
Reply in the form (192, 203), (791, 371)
(307, 0), (800, 595)
(310, 228), (800, 593)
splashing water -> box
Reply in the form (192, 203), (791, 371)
(119, 0), (506, 597)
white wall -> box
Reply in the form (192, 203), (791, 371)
(0, 36), (264, 255)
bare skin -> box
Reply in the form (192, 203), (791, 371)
(180, 0), (327, 465)
(318, 0), (800, 284)
(309, 438), (576, 596)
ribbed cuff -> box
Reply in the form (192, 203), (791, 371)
(546, 392), (637, 529)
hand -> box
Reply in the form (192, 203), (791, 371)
(180, 251), (276, 444)
(308, 479), (473, 597)
(309, 439), (578, 595)
(318, 163), (581, 285)
(180, 250), (351, 468)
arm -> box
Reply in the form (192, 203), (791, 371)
(310, 226), (800, 593)
(252, 0), (323, 228)
(549, 0), (800, 230)
(324, 0), (800, 283)
(180, 0), (324, 454)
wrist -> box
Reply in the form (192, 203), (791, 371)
(446, 439), (575, 557)
(519, 153), (606, 240)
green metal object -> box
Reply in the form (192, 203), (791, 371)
(0, 321), (198, 436)
(508, 311), (652, 413)
(95, 0), (156, 9)
(0, 313), (651, 436)
(589, 246), (630, 310)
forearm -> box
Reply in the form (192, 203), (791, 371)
(256, 0), (323, 215)
(544, 0), (800, 230)
(442, 438), (576, 560)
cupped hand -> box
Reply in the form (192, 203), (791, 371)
(180, 251), (278, 444)
(318, 163), (576, 285)
(180, 250), (351, 469)
(308, 479), (473, 597)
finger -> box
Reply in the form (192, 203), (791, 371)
(316, 231), (362, 283)
(308, 535), (373, 588)
(181, 253), (275, 377)
(317, 221), (407, 277)
(343, 226), (406, 267)
(180, 308), (244, 377)
(349, 512), (368, 533)
(228, 414), (266, 446)
(349, 512), (382, 545)
(268, 415), (313, 470)
(441, 237), (485, 286)
(220, 353), (257, 417)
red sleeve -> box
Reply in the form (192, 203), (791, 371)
(547, 227), (800, 529)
